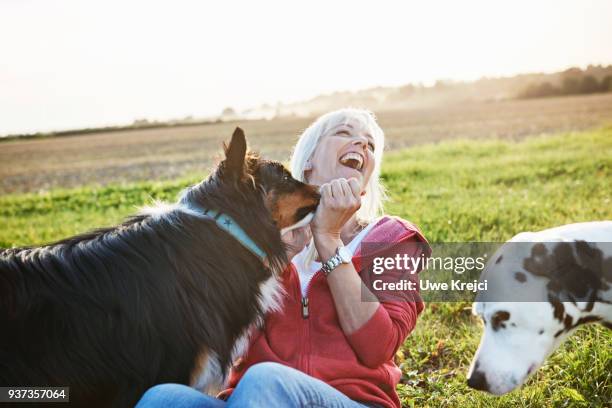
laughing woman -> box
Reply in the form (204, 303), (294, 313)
(137, 109), (430, 408)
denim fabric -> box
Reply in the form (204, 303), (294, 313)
(135, 362), (380, 408)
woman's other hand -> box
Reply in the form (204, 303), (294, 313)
(281, 225), (312, 261)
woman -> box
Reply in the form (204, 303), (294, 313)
(137, 108), (430, 408)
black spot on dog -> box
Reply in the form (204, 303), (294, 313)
(495, 255), (503, 264)
(514, 272), (527, 283)
(491, 310), (510, 331)
(532, 242), (548, 259)
(549, 296), (565, 323)
(538, 329), (544, 335)
(523, 241), (611, 304)
(555, 313), (605, 337)
(564, 315), (604, 336)
(574, 315), (603, 326)
(563, 314), (573, 330)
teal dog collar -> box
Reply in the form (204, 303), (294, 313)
(195, 207), (266, 262)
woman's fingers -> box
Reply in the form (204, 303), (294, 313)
(315, 179), (361, 232)
(320, 183), (331, 203)
(338, 178), (360, 209)
(311, 178), (361, 237)
(339, 178), (353, 197)
(331, 178), (356, 198)
(330, 178), (345, 199)
(347, 178), (361, 198)
(322, 178), (361, 208)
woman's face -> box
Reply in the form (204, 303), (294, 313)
(304, 119), (376, 192)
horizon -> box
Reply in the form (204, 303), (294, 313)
(2, 0), (612, 135)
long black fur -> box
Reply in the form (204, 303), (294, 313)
(0, 128), (316, 407)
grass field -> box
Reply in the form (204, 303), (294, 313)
(2, 93), (612, 194)
(1, 127), (611, 407)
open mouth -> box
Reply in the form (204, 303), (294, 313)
(339, 152), (364, 171)
(295, 205), (317, 221)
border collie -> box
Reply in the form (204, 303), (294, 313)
(0, 127), (320, 407)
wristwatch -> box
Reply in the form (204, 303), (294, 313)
(321, 245), (352, 276)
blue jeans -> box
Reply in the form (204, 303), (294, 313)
(136, 362), (378, 408)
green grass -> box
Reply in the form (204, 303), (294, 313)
(0, 180), (193, 247)
(1, 128), (611, 407)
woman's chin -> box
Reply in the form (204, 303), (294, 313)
(313, 167), (366, 187)
(336, 166), (363, 182)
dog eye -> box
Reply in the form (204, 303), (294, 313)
(282, 174), (291, 182)
(367, 142), (375, 152)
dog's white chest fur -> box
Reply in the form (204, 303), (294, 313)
(190, 276), (285, 394)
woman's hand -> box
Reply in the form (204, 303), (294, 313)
(310, 177), (362, 241)
(281, 225), (312, 261)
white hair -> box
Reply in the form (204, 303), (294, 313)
(289, 108), (387, 266)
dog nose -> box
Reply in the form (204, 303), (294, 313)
(467, 370), (489, 391)
(309, 185), (321, 200)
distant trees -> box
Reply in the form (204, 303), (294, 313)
(222, 107), (236, 117)
(519, 82), (558, 98)
(132, 118), (151, 126)
(601, 75), (612, 92)
(519, 70), (612, 99)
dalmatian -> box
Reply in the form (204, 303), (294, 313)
(467, 221), (612, 395)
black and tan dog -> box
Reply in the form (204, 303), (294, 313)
(0, 128), (320, 407)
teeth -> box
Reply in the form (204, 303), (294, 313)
(339, 152), (364, 170)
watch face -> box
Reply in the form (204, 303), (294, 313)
(338, 246), (352, 263)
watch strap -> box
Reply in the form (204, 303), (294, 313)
(321, 246), (348, 276)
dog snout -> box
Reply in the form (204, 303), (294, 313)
(310, 184), (321, 199)
(303, 184), (321, 205)
(467, 370), (489, 392)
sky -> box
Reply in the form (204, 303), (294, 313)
(1, 0), (611, 135)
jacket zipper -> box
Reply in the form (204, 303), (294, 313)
(300, 270), (319, 376)
(300, 270), (320, 319)
(301, 297), (309, 319)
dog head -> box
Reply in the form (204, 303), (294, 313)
(468, 300), (570, 395)
(220, 127), (320, 231)
(467, 238), (611, 395)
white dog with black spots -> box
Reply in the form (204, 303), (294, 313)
(468, 221), (612, 395)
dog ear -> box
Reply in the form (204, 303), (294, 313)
(223, 127), (247, 175)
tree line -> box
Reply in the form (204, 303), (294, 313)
(519, 73), (612, 99)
